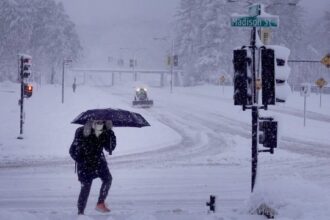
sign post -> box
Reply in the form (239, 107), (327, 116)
(300, 83), (311, 127)
(315, 78), (327, 108)
(220, 75), (225, 94)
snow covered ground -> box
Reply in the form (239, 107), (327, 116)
(0, 80), (330, 220)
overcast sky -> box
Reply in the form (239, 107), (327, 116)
(58, 0), (329, 68)
(300, 0), (329, 19)
(57, 0), (179, 68)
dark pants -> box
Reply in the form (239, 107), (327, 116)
(77, 169), (112, 214)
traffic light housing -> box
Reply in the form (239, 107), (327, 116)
(261, 48), (275, 107)
(268, 45), (291, 103)
(259, 119), (278, 154)
(233, 49), (252, 107)
(173, 55), (179, 66)
(24, 83), (33, 98)
(129, 59), (134, 68)
(20, 56), (32, 78)
(167, 56), (171, 66)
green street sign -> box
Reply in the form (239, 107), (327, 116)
(231, 16), (279, 28)
(249, 4), (261, 17)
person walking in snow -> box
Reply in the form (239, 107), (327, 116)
(69, 120), (116, 215)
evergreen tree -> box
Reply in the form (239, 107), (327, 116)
(196, 0), (227, 82)
(266, 1), (306, 59)
(0, 0), (82, 82)
(174, 0), (309, 85)
(175, 0), (203, 85)
(311, 10), (330, 56)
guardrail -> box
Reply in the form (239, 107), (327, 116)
(292, 85), (330, 94)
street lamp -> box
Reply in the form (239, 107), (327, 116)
(62, 58), (72, 104)
(153, 36), (175, 93)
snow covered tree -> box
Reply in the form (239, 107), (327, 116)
(296, 9), (330, 85)
(174, 0), (310, 86)
(176, 0), (229, 85)
(310, 10), (330, 57)
(196, 0), (226, 82)
(175, 0), (204, 85)
(265, 1), (306, 59)
(0, 0), (33, 81)
(0, 0), (82, 82)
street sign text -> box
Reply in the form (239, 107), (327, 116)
(231, 16), (279, 28)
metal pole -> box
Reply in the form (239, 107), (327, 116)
(19, 75), (24, 136)
(251, 28), (257, 103)
(320, 87), (322, 108)
(133, 53), (137, 81)
(304, 95), (306, 127)
(170, 39), (174, 93)
(251, 106), (258, 192)
(251, 27), (258, 193)
(18, 57), (24, 139)
(62, 60), (65, 104)
(161, 73), (164, 87)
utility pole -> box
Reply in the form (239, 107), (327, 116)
(133, 52), (137, 81)
(170, 39), (174, 93)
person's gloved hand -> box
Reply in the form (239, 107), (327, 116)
(104, 120), (113, 130)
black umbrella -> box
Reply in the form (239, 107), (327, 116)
(71, 108), (150, 128)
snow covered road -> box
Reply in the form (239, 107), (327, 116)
(1, 82), (330, 219)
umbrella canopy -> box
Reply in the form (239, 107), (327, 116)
(71, 108), (150, 128)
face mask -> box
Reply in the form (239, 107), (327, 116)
(93, 121), (104, 131)
(94, 124), (104, 131)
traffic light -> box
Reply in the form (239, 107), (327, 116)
(261, 48), (275, 107)
(173, 55), (179, 66)
(167, 56), (171, 66)
(129, 59), (134, 68)
(20, 55), (32, 78)
(23, 83), (33, 98)
(259, 119), (278, 154)
(233, 49), (252, 107)
(268, 45), (291, 103)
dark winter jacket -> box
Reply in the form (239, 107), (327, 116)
(69, 126), (116, 182)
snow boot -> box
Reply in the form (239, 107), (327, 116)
(95, 202), (111, 213)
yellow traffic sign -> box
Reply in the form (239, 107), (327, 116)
(315, 77), (327, 88)
(321, 54), (330, 68)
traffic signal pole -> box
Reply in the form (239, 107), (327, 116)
(62, 60), (65, 103)
(18, 70), (24, 139)
(251, 27), (259, 192)
(231, 4), (282, 196)
(17, 54), (32, 139)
